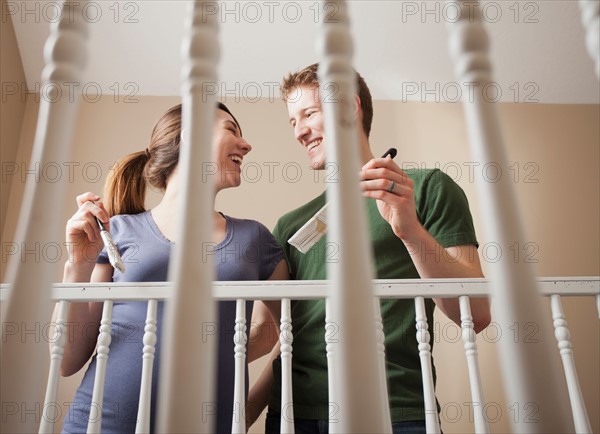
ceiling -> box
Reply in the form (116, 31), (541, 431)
(10, 1), (600, 103)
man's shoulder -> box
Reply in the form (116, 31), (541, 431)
(404, 167), (443, 184)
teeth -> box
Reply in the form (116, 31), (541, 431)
(229, 155), (242, 164)
(308, 139), (322, 151)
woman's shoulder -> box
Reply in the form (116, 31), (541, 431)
(108, 211), (151, 234)
(224, 215), (269, 232)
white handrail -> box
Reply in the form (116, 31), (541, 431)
(1, 277), (595, 302)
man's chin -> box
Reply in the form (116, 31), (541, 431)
(309, 161), (326, 170)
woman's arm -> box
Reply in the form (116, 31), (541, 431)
(58, 192), (114, 376)
(247, 259), (288, 363)
(246, 344), (280, 430)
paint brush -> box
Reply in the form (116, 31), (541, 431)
(288, 147), (397, 254)
(94, 214), (126, 273)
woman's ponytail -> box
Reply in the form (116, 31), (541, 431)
(103, 150), (148, 216)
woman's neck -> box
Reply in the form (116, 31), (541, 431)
(151, 186), (223, 243)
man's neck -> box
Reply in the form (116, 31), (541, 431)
(358, 134), (375, 166)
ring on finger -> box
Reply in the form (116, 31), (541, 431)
(387, 180), (396, 194)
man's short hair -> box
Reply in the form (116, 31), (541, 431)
(280, 63), (374, 138)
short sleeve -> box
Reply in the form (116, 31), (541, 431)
(257, 222), (286, 280)
(416, 169), (478, 248)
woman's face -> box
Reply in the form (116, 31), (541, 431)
(212, 108), (251, 191)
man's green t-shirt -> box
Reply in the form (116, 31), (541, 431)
(268, 168), (478, 422)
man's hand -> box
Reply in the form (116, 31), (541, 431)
(359, 157), (421, 241)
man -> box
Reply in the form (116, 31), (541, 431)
(250, 63), (491, 433)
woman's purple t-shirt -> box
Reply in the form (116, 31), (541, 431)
(62, 211), (283, 433)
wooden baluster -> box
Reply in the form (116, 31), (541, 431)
(415, 297), (440, 434)
(39, 301), (69, 434)
(280, 298), (294, 434)
(232, 299), (247, 433)
(135, 300), (158, 434)
(316, 1), (390, 431)
(579, 0), (600, 78)
(87, 300), (114, 434)
(157, 1), (219, 432)
(550, 295), (592, 433)
(324, 298), (338, 427)
(0, 2), (89, 433)
(446, 2), (573, 431)
(373, 298), (391, 427)
(459, 296), (489, 434)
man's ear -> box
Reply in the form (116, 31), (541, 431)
(354, 95), (364, 123)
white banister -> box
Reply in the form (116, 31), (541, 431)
(579, 0), (600, 78)
(156, 1), (219, 432)
(232, 299), (247, 434)
(280, 298), (294, 434)
(39, 301), (69, 434)
(316, 1), (390, 431)
(324, 298), (338, 426)
(446, 2), (574, 431)
(550, 295), (592, 433)
(135, 300), (158, 434)
(415, 297), (440, 434)
(87, 300), (114, 434)
(459, 296), (489, 434)
(0, 2), (89, 433)
(1, 278), (597, 303)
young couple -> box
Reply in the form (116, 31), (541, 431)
(60, 63), (490, 434)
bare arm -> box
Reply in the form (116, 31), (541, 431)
(246, 344), (280, 430)
(58, 192), (114, 376)
(247, 259), (288, 363)
(361, 159), (491, 332)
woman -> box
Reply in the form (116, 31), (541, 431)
(60, 103), (288, 433)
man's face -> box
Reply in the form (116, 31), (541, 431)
(286, 86), (326, 170)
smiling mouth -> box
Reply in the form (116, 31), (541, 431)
(307, 139), (322, 152)
(229, 155), (243, 166)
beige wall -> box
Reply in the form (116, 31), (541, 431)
(0, 1), (28, 270)
(2, 95), (598, 433)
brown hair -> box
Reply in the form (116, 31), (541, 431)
(103, 104), (181, 216)
(280, 63), (374, 138)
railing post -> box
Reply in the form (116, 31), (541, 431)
(415, 297), (440, 434)
(0, 2), (89, 433)
(135, 300), (159, 434)
(39, 301), (70, 434)
(459, 296), (489, 434)
(280, 298), (294, 434)
(550, 295), (592, 433)
(446, 1), (573, 431)
(157, 1), (219, 432)
(578, 0), (600, 78)
(232, 299), (247, 434)
(317, 1), (391, 432)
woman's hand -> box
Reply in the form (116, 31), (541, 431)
(65, 192), (110, 268)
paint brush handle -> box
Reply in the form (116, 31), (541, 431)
(382, 148), (397, 159)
